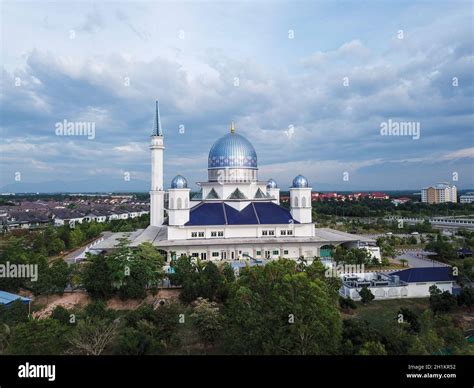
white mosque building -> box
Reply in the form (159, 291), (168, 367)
(92, 102), (375, 261)
(100, 102), (378, 262)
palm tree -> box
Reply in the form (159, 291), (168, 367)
(400, 258), (408, 267)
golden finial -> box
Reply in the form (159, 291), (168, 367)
(230, 121), (235, 134)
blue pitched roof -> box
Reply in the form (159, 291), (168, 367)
(254, 202), (294, 224)
(0, 290), (31, 305)
(391, 267), (454, 283)
(186, 201), (297, 226)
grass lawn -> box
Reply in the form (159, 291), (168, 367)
(350, 298), (430, 330)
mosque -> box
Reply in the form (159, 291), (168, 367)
(118, 102), (378, 262)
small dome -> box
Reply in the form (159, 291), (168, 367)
(266, 178), (278, 189)
(292, 175), (309, 188)
(171, 175), (188, 189)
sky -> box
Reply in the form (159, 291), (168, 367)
(0, 0), (473, 192)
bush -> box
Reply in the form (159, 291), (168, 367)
(339, 296), (357, 310)
(359, 286), (374, 304)
(51, 306), (72, 325)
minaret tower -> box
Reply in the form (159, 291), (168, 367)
(150, 101), (165, 226)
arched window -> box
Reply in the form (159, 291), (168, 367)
(177, 198), (182, 209)
(302, 196), (306, 207)
(294, 196), (299, 207)
(170, 198), (174, 209)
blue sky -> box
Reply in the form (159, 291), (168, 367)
(1, 0), (473, 192)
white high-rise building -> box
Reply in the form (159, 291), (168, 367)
(421, 183), (457, 204)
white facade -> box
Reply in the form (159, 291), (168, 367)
(168, 188), (191, 226)
(290, 187), (312, 224)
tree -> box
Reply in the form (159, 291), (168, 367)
(51, 306), (73, 325)
(0, 323), (11, 354)
(48, 237), (66, 256)
(0, 237), (30, 291)
(411, 310), (445, 355)
(359, 286), (374, 304)
(357, 341), (387, 355)
(381, 244), (396, 261)
(7, 319), (69, 355)
(399, 258), (408, 267)
(306, 259), (341, 300)
(457, 287), (474, 307)
(398, 308), (420, 333)
(49, 260), (71, 294)
(170, 257), (229, 303)
(429, 285), (457, 314)
(68, 317), (119, 355)
(224, 259), (342, 355)
(116, 303), (183, 355)
(342, 319), (382, 353)
(425, 237), (457, 262)
(68, 227), (85, 248)
(0, 300), (29, 325)
(106, 240), (164, 300)
(169, 255), (196, 287)
(191, 298), (223, 349)
(81, 254), (115, 299)
(434, 315), (466, 354)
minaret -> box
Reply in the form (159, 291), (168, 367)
(150, 101), (165, 226)
(290, 175), (312, 223)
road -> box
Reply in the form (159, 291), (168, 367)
(396, 249), (448, 268)
(63, 231), (114, 264)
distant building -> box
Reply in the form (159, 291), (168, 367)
(421, 183), (457, 203)
(460, 192), (474, 204)
(370, 192), (389, 200)
(391, 197), (411, 206)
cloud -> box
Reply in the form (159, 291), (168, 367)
(0, 1), (473, 190)
(441, 147), (474, 160)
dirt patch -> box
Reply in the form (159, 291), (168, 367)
(107, 289), (181, 310)
(32, 289), (181, 319)
(33, 292), (90, 319)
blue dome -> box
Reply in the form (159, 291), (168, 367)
(292, 175), (309, 188)
(171, 175), (188, 189)
(267, 178), (278, 189)
(208, 132), (257, 169)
